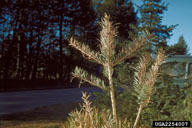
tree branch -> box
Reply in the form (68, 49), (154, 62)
(113, 35), (151, 67)
(71, 67), (108, 91)
(69, 38), (104, 65)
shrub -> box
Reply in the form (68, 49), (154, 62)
(64, 92), (132, 128)
(171, 83), (192, 121)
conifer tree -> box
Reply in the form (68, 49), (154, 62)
(167, 35), (189, 55)
(69, 14), (150, 123)
(139, 0), (177, 54)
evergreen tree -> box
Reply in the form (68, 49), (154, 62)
(167, 35), (189, 55)
(0, 0), (98, 82)
(69, 14), (166, 127)
(139, 0), (177, 54)
(69, 14), (150, 123)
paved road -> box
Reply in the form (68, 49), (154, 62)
(0, 87), (102, 115)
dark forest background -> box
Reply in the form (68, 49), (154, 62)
(0, 0), (188, 91)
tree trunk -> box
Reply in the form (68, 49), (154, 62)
(25, 30), (33, 79)
(32, 34), (41, 80)
(133, 104), (143, 128)
(108, 64), (117, 123)
(59, 16), (64, 80)
(15, 34), (20, 79)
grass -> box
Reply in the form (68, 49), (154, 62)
(0, 121), (64, 128)
(0, 102), (81, 128)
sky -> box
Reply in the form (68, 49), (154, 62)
(134, 0), (192, 55)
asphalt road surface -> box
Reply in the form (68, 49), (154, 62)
(0, 87), (102, 115)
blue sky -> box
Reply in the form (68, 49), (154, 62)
(134, 0), (192, 54)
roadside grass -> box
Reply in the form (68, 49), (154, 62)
(0, 102), (81, 128)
